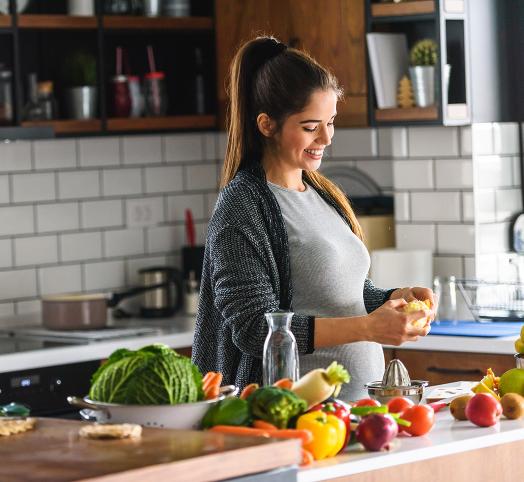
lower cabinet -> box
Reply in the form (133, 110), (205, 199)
(383, 349), (514, 386)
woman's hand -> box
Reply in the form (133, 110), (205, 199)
(365, 298), (431, 346)
(389, 286), (437, 320)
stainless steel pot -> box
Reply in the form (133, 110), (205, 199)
(67, 385), (238, 429)
(139, 266), (183, 318)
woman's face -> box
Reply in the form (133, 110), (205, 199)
(271, 89), (337, 172)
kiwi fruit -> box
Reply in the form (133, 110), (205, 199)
(450, 394), (473, 421)
(501, 393), (524, 420)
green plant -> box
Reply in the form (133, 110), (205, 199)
(409, 39), (438, 66)
(62, 50), (97, 87)
(88, 344), (204, 404)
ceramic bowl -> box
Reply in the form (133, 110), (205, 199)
(365, 380), (428, 405)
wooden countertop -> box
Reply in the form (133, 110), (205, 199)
(0, 418), (301, 482)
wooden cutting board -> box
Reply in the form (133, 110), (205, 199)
(0, 418), (301, 482)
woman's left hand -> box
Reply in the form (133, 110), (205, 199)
(389, 286), (437, 320)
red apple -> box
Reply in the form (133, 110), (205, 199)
(354, 398), (381, 408)
(386, 396), (415, 414)
(356, 413), (398, 451)
(465, 393), (502, 427)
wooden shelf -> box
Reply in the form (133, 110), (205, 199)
(21, 119), (102, 134)
(103, 16), (213, 31)
(107, 115), (216, 131)
(0, 15), (11, 28)
(18, 15), (97, 29)
(371, 0), (435, 18)
(375, 105), (438, 122)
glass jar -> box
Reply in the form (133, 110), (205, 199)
(144, 71), (167, 117)
(23, 73), (45, 121)
(104, 0), (131, 14)
(127, 75), (143, 117)
(433, 275), (458, 324)
(37, 81), (58, 120)
(0, 67), (13, 125)
(110, 75), (131, 117)
(262, 310), (299, 386)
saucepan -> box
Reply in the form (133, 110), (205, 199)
(41, 283), (167, 331)
(67, 385), (238, 429)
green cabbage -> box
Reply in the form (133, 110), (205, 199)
(88, 344), (204, 405)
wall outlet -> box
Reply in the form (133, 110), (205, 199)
(126, 198), (163, 228)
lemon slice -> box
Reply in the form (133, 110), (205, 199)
(403, 299), (431, 328)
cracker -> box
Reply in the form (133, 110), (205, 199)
(0, 417), (36, 436)
(79, 423), (142, 440)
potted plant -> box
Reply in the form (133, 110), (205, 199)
(62, 50), (98, 119)
(408, 39), (438, 107)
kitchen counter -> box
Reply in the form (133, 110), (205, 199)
(299, 409), (524, 482)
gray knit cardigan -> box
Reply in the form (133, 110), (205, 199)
(191, 165), (394, 390)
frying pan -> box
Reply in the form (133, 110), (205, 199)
(41, 283), (167, 330)
(67, 385), (238, 429)
(510, 123), (524, 252)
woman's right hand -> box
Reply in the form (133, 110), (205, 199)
(366, 298), (431, 346)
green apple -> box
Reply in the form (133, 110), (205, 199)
(499, 368), (524, 396)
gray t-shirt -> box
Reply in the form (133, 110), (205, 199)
(268, 181), (384, 401)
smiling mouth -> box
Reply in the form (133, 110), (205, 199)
(304, 149), (324, 157)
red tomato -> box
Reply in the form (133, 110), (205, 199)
(354, 398), (381, 407)
(401, 404), (435, 436)
(387, 397), (415, 414)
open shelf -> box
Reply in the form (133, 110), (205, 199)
(375, 106), (438, 122)
(18, 15), (97, 29)
(21, 119), (102, 134)
(0, 15), (11, 28)
(106, 115), (216, 132)
(102, 16), (213, 31)
(371, 0), (435, 18)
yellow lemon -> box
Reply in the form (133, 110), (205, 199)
(403, 299), (431, 328)
(520, 324), (524, 341)
(515, 338), (524, 354)
(471, 381), (501, 400)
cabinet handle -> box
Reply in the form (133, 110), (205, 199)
(427, 366), (484, 376)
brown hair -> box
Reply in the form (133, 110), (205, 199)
(221, 36), (363, 240)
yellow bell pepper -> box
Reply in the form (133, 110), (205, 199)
(296, 410), (346, 460)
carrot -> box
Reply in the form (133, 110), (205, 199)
(202, 371), (215, 385)
(239, 383), (259, 400)
(203, 372), (221, 391)
(267, 429), (313, 445)
(252, 420), (277, 431)
(300, 448), (314, 467)
(209, 425), (271, 437)
(273, 378), (294, 390)
(204, 384), (220, 400)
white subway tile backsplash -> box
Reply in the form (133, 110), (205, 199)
(195, 222), (207, 245)
(498, 253), (520, 283)
(217, 131), (227, 160)
(16, 300), (40, 314)
(512, 156), (521, 187)
(146, 225), (178, 253)
(471, 123), (493, 155)
(82, 199), (123, 229)
(377, 128), (407, 158)
(476, 155), (513, 189)
(408, 127), (459, 157)
(33, 139), (76, 170)
(14, 235), (58, 266)
(435, 159), (473, 189)
(0, 239), (11, 268)
(125, 196), (164, 228)
(78, 137), (120, 167)
(395, 224), (436, 251)
(126, 255), (167, 285)
(354, 160), (393, 189)
(37, 202), (79, 233)
(0, 303), (14, 318)
(437, 224), (475, 255)
(493, 123), (519, 155)
(411, 192), (461, 222)
(145, 166), (183, 193)
(433, 256), (464, 278)
(394, 192), (410, 222)
(0, 176), (8, 203)
(38, 264), (82, 295)
(0, 269), (37, 300)
(60, 232), (102, 262)
(102, 168), (142, 196)
(185, 164), (218, 191)
(0, 206), (34, 236)
(104, 228), (145, 257)
(58, 171), (100, 199)
(203, 133), (218, 161)
(0, 141), (31, 172)
(462, 192), (475, 222)
(464, 256), (476, 279)
(164, 133), (204, 162)
(332, 128), (377, 157)
(460, 126), (472, 156)
(206, 192), (219, 218)
(476, 254), (499, 281)
(84, 260), (125, 290)
(122, 136), (162, 165)
(393, 160), (434, 189)
(477, 222), (510, 254)
(495, 189), (522, 222)
(475, 189), (496, 223)
(12, 172), (55, 202)
(166, 193), (205, 222)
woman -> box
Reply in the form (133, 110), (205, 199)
(192, 36), (435, 401)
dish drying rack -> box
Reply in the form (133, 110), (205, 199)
(457, 279), (524, 321)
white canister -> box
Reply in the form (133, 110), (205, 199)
(68, 0), (95, 16)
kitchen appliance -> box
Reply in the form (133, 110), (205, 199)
(139, 266), (183, 318)
(67, 385), (237, 429)
(366, 359), (428, 404)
